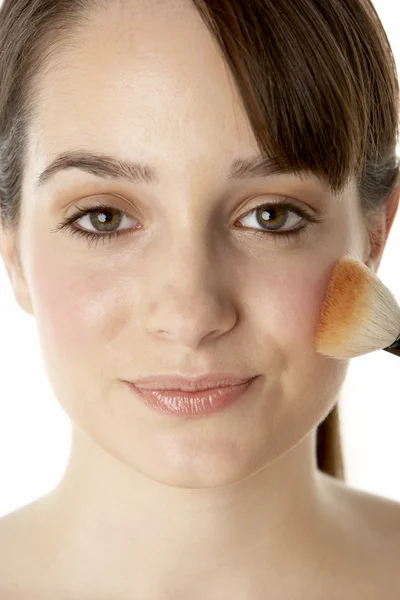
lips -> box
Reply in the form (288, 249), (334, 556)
(131, 373), (256, 392)
(126, 377), (259, 417)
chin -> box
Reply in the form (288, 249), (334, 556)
(126, 435), (273, 489)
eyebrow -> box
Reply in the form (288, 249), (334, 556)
(34, 150), (308, 191)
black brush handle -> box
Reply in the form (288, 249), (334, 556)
(383, 334), (400, 357)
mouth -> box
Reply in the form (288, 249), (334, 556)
(130, 373), (258, 392)
(125, 376), (260, 417)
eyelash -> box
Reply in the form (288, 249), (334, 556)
(52, 200), (323, 249)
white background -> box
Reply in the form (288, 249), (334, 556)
(0, 0), (399, 517)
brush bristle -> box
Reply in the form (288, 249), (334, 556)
(315, 255), (400, 359)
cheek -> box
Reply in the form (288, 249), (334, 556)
(30, 252), (124, 361)
(244, 259), (330, 351)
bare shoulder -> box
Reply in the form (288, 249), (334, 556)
(318, 471), (400, 597)
(0, 497), (58, 599)
(320, 471), (400, 540)
(0, 497), (47, 550)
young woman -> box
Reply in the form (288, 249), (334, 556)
(0, 0), (399, 597)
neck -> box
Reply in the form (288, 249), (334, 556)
(39, 427), (334, 599)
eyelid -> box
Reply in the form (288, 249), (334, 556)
(62, 193), (133, 215)
(244, 195), (319, 218)
(62, 191), (318, 216)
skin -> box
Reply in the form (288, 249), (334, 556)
(0, 0), (399, 598)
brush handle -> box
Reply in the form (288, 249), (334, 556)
(383, 335), (400, 357)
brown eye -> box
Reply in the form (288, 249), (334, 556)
(74, 206), (137, 234)
(87, 208), (123, 232)
(239, 203), (303, 232)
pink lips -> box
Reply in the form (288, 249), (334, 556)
(132, 373), (255, 391)
(125, 377), (258, 417)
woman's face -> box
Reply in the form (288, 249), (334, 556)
(3, 0), (369, 487)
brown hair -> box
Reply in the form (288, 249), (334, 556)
(1, 0), (399, 481)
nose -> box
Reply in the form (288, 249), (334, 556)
(145, 241), (238, 349)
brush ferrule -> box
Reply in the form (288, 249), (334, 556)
(384, 334), (400, 357)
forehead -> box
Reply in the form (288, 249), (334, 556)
(25, 0), (344, 199)
(29, 0), (254, 156)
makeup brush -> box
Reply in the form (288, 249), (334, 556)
(315, 255), (400, 359)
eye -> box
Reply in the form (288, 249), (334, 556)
(237, 203), (304, 233)
(51, 201), (140, 249)
(74, 206), (135, 234)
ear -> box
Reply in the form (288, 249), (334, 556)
(0, 216), (34, 316)
(364, 183), (400, 272)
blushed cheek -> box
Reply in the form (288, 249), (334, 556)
(248, 261), (331, 352)
(29, 253), (124, 362)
